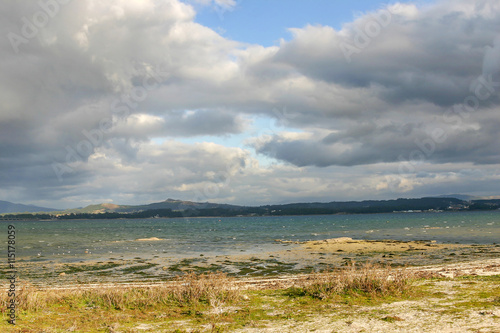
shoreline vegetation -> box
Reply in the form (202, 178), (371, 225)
(1, 238), (499, 332)
(2, 197), (500, 220)
(0, 260), (498, 332)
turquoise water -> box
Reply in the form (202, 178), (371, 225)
(4, 211), (499, 263)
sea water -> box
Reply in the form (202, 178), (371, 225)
(5, 211), (500, 263)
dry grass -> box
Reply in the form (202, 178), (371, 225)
(0, 265), (415, 314)
(3, 281), (58, 312)
(0, 272), (239, 314)
(170, 271), (240, 306)
(0, 265), (422, 331)
(290, 263), (417, 300)
(0, 263), (496, 331)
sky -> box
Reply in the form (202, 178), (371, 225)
(1, 0), (500, 209)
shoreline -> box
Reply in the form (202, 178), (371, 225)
(2, 238), (499, 332)
(7, 257), (497, 292)
(3, 208), (498, 221)
(3, 238), (499, 288)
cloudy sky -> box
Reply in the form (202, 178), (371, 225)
(1, 0), (500, 209)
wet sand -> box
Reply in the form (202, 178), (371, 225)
(2, 238), (499, 288)
(299, 236), (462, 252)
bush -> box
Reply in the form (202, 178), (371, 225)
(292, 263), (416, 300)
(170, 272), (239, 306)
(0, 273), (240, 314)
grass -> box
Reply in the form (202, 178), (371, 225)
(288, 262), (417, 301)
(0, 265), (498, 332)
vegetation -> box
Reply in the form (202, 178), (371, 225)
(2, 265), (496, 332)
(288, 263), (417, 300)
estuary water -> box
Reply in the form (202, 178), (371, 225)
(5, 211), (500, 263)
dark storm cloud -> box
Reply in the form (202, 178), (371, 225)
(0, 0), (245, 199)
(255, 106), (500, 168)
(111, 109), (245, 139)
(254, 123), (423, 167)
(1, 0), (500, 207)
(252, 1), (500, 168)
(271, 1), (500, 107)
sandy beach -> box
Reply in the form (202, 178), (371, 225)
(1, 238), (499, 332)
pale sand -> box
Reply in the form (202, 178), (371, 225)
(229, 259), (500, 333)
(298, 237), (461, 253)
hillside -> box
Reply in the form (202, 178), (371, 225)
(263, 197), (466, 215)
(51, 203), (131, 215)
(115, 198), (240, 213)
(0, 200), (57, 214)
(48, 199), (239, 215)
(2, 196), (499, 220)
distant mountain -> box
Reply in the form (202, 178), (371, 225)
(53, 203), (130, 215)
(433, 194), (480, 201)
(262, 197), (466, 214)
(52, 199), (240, 215)
(51, 197), (475, 220)
(0, 201), (57, 214)
(115, 198), (241, 213)
(4, 195), (499, 219)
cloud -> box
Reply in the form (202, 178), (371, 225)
(187, 0), (237, 14)
(253, 103), (500, 168)
(251, 0), (500, 168)
(271, 1), (500, 106)
(1, 0), (500, 208)
(110, 109), (246, 139)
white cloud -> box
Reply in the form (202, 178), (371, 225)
(1, 0), (500, 208)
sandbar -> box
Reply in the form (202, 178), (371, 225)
(134, 237), (163, 241)
(298, 237), (461, 253)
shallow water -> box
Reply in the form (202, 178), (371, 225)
(4, 211), (499, 263)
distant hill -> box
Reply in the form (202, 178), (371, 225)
(115, 198), (240, 213)
(52, 203), (131, 215)
(0, 201), (57, 214)
(433, 194), (480, 201)
(52, 199), (240, 215)
(50, 197), (475, 220)
(262, 197), (466, 215)
(3, 195), (499, 219)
